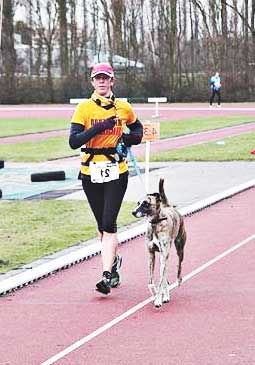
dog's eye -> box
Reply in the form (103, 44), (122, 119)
(142, 201), (150, 208)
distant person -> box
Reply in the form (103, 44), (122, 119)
(209, 72), (221, 107)
(69, 62), (143, 295)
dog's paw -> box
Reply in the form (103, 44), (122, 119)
(162, 291), (170, 304)
(148, 284), (157, 296)
(177, 277), (182, 286)
(154, 295), (163, 309)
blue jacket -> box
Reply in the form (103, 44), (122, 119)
(210, 76), (221, 91)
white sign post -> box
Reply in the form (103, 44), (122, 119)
(145, 140), (150, 192)
(142, 121), (160, 192)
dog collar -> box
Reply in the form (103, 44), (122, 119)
(149, 217), (167, 225)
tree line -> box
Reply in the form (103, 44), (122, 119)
(0, 0), (254, 104)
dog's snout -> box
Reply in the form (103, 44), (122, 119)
(132, 207), (145, 218)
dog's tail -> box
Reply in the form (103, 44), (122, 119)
(174, 216), (186, 260)
(159, 178), (170, 207)
(174, 215), (187, 283)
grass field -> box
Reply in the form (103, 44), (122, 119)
(0, 135), (72, 162)
(0, 115), (253, 138)
(0, 115), (254, 162)
(0, 118), (68, 137)
(159, 115), (254, 139)
(0, 114), (254, 274)
(149, 132), (255, 161)
(0, 200), (137, 274)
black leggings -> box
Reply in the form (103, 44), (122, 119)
(82, 172), (128, 234)
(210, 89), (221, 105)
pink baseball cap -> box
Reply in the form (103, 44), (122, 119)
(91, 63), (114, 78)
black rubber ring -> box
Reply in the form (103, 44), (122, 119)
(31, 171), (66, 182)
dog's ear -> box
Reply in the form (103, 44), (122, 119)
(152, 192), (161, 202)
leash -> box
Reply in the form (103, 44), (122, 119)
(112, 98), (145, 189)
(127, 146), (144, 186)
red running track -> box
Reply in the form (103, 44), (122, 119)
(0, 188), (254, 364)
(0, 103), (255, 120)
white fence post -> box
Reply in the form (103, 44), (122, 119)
(69, 98), (88, 104)
(147, 97), (167, 117)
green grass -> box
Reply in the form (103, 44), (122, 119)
(159, 115), (254, 139)
(0, 118), (69, 137)
(0, 200), (138, 274)
(147, 132), (255, 161)
(0, 136), (77, 162)
(0, 115), (254, 162)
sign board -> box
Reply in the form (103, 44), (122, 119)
(142, 121), (160, 142)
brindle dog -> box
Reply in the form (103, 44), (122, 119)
(132, 178), (186, 308)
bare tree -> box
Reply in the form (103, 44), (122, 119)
(35, 0), (58, 101)
(56, 0), (68, 76)
(243, 0), (250, 96)
(252, 0), (255, 50)
(81, 0), (89, 76)
(110, 0), (124, 54)
(69, 0), (78, 75)
(0, 0), (3, 49)
(1, 0), (17, 102)
(100, 0), (113, 62)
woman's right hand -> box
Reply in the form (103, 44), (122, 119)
(69, 117), (116, 149)
(96, 117), (116, 132)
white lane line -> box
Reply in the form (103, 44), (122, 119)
(41, 233), (255, 365)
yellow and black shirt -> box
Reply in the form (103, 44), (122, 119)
(70, 92), (137, 176)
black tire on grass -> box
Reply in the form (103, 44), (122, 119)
(31, 171), (66, 182)
(0, 160), (4, 169)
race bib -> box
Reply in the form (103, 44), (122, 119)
(89, 161), (119, 183)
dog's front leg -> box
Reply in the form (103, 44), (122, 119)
(148, 250), (157, 296)
(162, 254), (170, 304)
(154, 248), (169, 308)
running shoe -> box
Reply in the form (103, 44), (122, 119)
(110, 255), (122, 288)
(96, 271), (111, 295)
